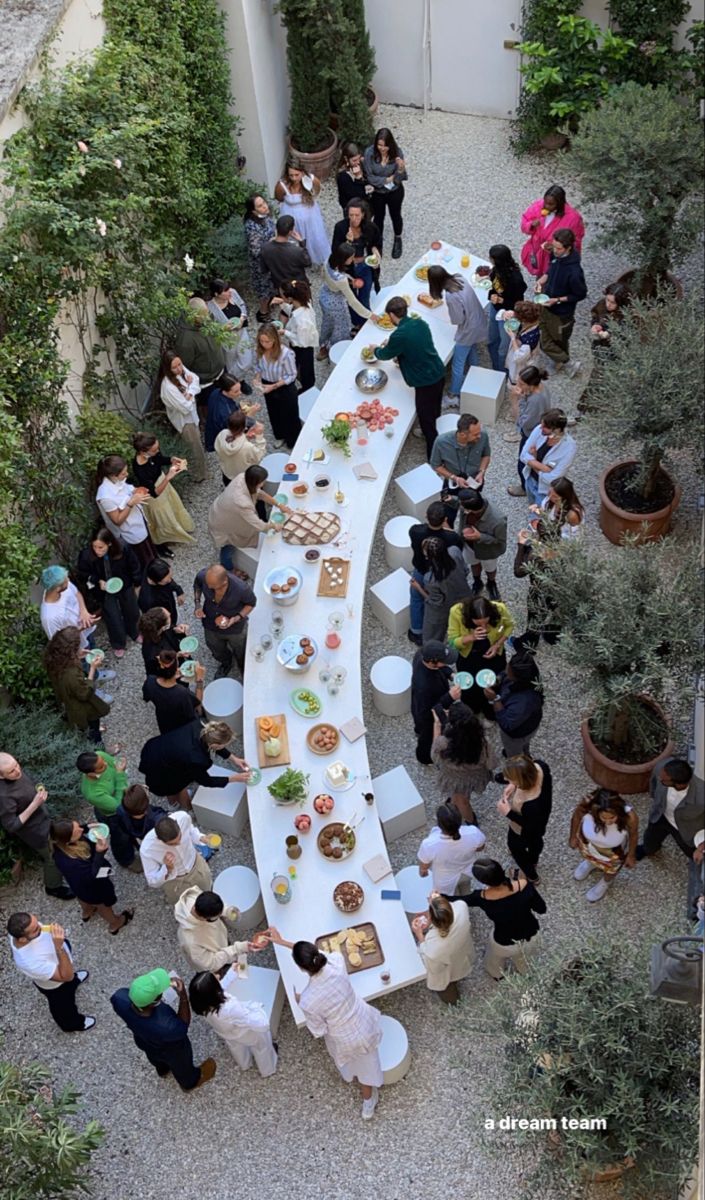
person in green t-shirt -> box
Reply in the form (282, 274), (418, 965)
(368, 296), (446, 458)
(77, 750), (128, 821)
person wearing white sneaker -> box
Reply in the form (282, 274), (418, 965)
(8, 912), (95, 1031)
(269, 929), (383, 1117)
(569, 788), (638, 903)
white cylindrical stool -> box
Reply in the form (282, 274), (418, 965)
(369, 656), (412, 717)
(260, 452), (290, 497)
(202, 678), (243, 735)
(378, 1014), (411, 1085)
(298, 386), (320, 422)
(214, 865), (264, 929)
(383, 515), (417, 571)
(329, 340), (352, 366)
(396, 865), (430, 916)
(435, 413), (460, 437)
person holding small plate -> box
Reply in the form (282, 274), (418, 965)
(482, 651), (544, 761)
(189, 967), (278, 1077)
(50, 818), (134, 934)
(446, 595), (514, 719)
(138, 606), (188, 677)
(96, 455), (155, 570)
(331, 198), (382, 326)
(274, 163), (330, 266)
(519, 409), (577, 507)
(411, 893), (474, 1005)
(175, 888), (262, 976)
(131, 432), (194, 554)
(142, 650), (204, 734)
(363, 127), (407, 258)
(43, 627), (111, 743)
(426, 266), (488, 404)
(75, 527), (141, 659)
(486, 244), (527, 373)
(138, 719), (250, 813)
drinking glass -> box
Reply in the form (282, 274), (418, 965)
(252, 645), (266, 663)
(332, 666), (347, 686)
(260, 633), (273, 651)
(318, 666), (332, 685)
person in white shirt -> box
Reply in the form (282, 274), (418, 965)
(274, 278), (320, 394)
(269, 928), (383, 1119)
(8, 911), (95, 1031)
(39, 565), (96, 650)
(418, 802), (486, 894)
(95, 455), (155, 569)
(189, 968), (278, 1077)
(140, 812), (211, 905)
(157, 350), (207, 482)
(412, 895), (474, 1003)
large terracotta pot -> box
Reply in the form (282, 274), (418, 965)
(598, 459), (681, 546)
(287, 128), (339, 182)
(540, 130), (569, 150)
(366, 85), (379, 118)
(580, 698), (673, 794)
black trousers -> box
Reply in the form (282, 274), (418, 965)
(642, 816), (694, 860)
(263, 381), (302, 449)
(414, 714), (434, 765)
(36, 976), (85, 1032)
(293, 346), (316, 394)
(415, 377), (445, 459)
(507, 827), (544, 882)
(102, 587), (140, 649)
(134, 1034), (200, 1090)
(370, 185), (404, 247)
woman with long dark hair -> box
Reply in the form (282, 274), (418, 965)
(274, 162), (329, 265)
(363, 127), (407, 257)
(44, 627), (110, 742)
(590, 282), (630, 354)
(414, 536), (470, 644)
(318, 243), (376, 358)
(138, 605), (185, 677)
(253, 323), (301, 450)
(336, 142), (372, 211)
(534, 476), (584, 539)
(50, 817), (134, 934)
(207, 277), (253, 378)
(447, 595), (514, 717)
(268, 927), (383, 1119)
(189, 969), (278, 1076)
(76, 527), (141, 659)
(276, 279), (320, 392)
(429, 705), (495, 824)
(243, 194), (276, 322)
(569, 788), (638, 903)
(454, 857), (546, 980)
(96, 455), (155, 569)
(332, 198), (382, 323)
(142, 649), (204, 734)
(131, 432), (194, 554)
(486, 244), (526, 373)
(497, 754), (553, 885)
(208, 463), (288, 571)
(157, 349), (207, 482)
(520, 184), (585, 278)
(427, 266), (487, 403)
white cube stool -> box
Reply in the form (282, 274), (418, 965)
(369, 569), (410, 637)
(383, 515), (417, 571)
(370, 655), (412, 717)
(395, 865), (430, 916)
(224, 964), (285, 1037)
(233, 536), (262, 579)
(298, 385), (320, 422)
(460, 365), (506, 427)
(371, 765), (426, 842)
(260, 452), (290, 496)
(214, 865), (265, 929)
(378, 1014), (411, 1085)
(192, 766), (248, 838)
(329, 340), (352, 366)
(435, 412), (460, 438)
(394, 463), (440, 521)
(203, 677), (243, 735)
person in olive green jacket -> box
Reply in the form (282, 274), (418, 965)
(43, 627), (110, 743)
(369, 296), (446, 458)
(77, 751), (128, 819)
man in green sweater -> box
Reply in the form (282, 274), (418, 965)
(369, 296), (446, 458)
(77, 751), (128, 822)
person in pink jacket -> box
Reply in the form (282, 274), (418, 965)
(520, 185), (585, 278)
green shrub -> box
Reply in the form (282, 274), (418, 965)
(277, 1), (333, 152)
(511, 0), (581, 154)
(1, 706), (86, 812)
(608, 0), (692, 87)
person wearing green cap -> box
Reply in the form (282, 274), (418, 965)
(110, 970), (216, 1090)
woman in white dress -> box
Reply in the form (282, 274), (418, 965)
(189, 969), (278, 1077)
(157, 350), (207, 482)
(274, 163), (330, 265)
(268, 928), (383, 1120)
(412, 894), (474, 1004)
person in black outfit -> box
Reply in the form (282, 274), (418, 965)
(138, 718), (249, 809)
(487, 244), (526, 373)
(50, 819), (134, 934)
(110, 968), (215, 1090)
(483, 651), (544, 760)
(411, 641), (460, 765)
(112, 784), (166, 872)
(511, 526), (561, 653)
(75, 527), (141, 655)
(131, 432), (189, 558)
(336, 142), (371, 211)
(408, 501), (465, 645)
(142, 650), (203, 734)
(452, 857), (546, 980)
(139, 559), (185, 628)
(498, 754), (552, 883)
(332, 198), (382, 321)
(138, 606), (187, 676)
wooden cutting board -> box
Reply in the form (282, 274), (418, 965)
(255, 713), (291, 768)
(315, 922), (384, 974)
(317, 557), (351, 598)
(281, 511), (341, 545)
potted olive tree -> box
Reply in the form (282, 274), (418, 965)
(462, 935), (700, 1198)
(582, 293), (704, 544)
(569, 82), (704, 294)
(539, 538), (703, 792)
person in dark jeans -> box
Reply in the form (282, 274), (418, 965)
(111, 968), (215, 1090)
(511, 526), (561, 652)
(482, 652), (544, 762)
(8, 912), (94, 1031)
(534, 228), (587, 375)
(363, 128), (407, 257)
(497, 755), (553, 884)
(411, 641), (460, 765)
(637, 758), (703, 864)
(371, 297), (446, 458)
(112, 783), (166, 871)
(193, 564), (256, 680)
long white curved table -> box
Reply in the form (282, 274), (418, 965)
(241, 241), (490, 1023)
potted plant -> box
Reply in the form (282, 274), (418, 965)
(511, 0), (581, 154)
(540, 538), (703, 792)
(277, 0), (339, 179)
(569, 82), (704, 294)
(582, 294), (704, 544)
(321, 417), (352, 456)
(464, 934), (700, 1199)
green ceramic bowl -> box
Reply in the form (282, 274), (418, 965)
(535, 293), (550, 305)
(475, 669), (497, 689)
(87, 823), (110, 843)
(180, 659), (197, 678)
(179, 636), (199, 654)
(453, 671), (473, 690)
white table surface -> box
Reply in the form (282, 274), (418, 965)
(379, 241), (493, 329)
(242, 244), (472, 1024)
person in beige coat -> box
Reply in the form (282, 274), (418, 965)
(215, 410), (266, 485)
(174, 887), (252, 974)
(412, 895), (474, 1004)
(207, 465), (289, 569)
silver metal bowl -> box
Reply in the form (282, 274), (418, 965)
(355, 366), (388, 393)
(263, 566), (303, 607)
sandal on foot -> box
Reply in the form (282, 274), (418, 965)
(110, 908), (135, 935)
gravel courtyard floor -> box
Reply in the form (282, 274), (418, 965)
(2, 104), (701, 1200)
